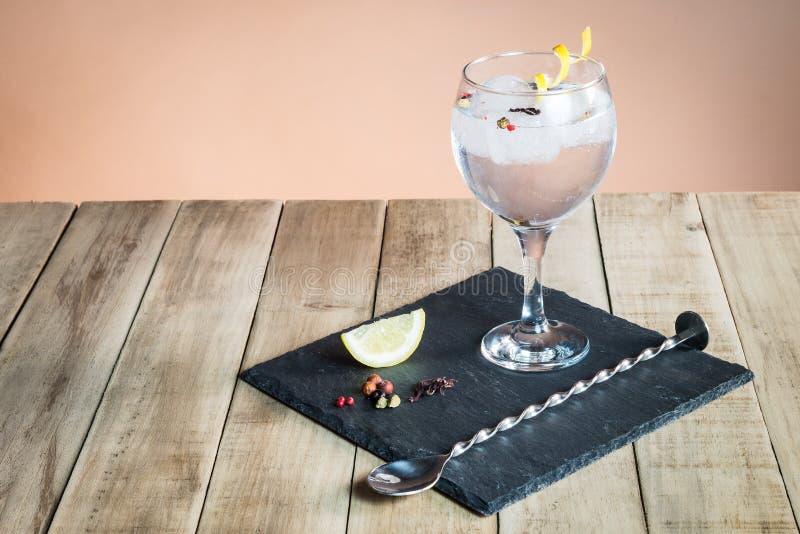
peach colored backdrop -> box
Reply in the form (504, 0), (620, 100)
(1, 0), (798, 202)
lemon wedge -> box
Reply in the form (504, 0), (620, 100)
(581, 26), (592, 57)
(341, 309), (425, 368)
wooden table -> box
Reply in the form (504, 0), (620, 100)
(0, 194), (798, 533)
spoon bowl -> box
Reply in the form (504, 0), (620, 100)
(367, 453), (451, 495)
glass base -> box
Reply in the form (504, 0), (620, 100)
(480, 320), (589, 372)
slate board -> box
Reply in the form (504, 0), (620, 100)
(242, 267), (753, 516)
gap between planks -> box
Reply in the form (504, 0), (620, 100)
(193, 202), (285, 532)
(0, 201), (180, 533)
(697, 192), (800, 529)
(48, 201), (281, 533)
(344, 200), (389, 534)
(493, 201), (647, 534)
(345, 199), (495, 533)
(0, 202), (75, 348)
(196, 200), (386, 533)
(595, 192), (796, 533)
(45, 201), (183, 531)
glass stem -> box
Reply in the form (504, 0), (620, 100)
(514, 225), (554, 335)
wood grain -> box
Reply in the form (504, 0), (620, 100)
(0, 202), (74, 339)
(0, 201), (179, 533)
(493, 202), (647, 533)
(698, 192), (800, 524)
(346, 199), (496, 533)
(595, 193), (796, 532)
(3, 193), (795, 531)
(48, 201), (280, 533)
(197, 200), (386, 533)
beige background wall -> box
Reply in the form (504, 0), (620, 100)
(1, 0), (798, 202)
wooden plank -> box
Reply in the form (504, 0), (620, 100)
(197, 200), (386, 533)
(493, 202), (647, 533)
(595, 193), (796, 532)
(0, 202), (74, 339)
(48, 200), (281, 533)
(0, 201), (179, 533)
(698, 192), (800, 523)
(347, 199), (496, 532)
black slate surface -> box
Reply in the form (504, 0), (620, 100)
(242, 267), (753, 516)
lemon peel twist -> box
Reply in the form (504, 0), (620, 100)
(532, 27), (592, 92)
(550, 44), (571, 87)
(581, 26), (592, 57)
(532, 43), (570, 93)
(533, 73), (549, 92)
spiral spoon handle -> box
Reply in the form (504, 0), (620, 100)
(448, 311), (709, 459)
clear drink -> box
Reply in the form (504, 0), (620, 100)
(451, 81), (616, 227)
(450, 51), (617, 371)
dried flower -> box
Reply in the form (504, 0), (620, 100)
(509, 107), (541, 116)
(408, 377), (457, 403)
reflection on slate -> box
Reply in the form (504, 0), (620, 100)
(242, 267), (753, 516)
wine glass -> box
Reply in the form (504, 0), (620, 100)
(450, 51), (616, 372)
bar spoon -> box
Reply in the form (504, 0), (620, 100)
(367, 311), (709, 496)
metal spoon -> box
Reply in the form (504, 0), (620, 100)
(367, 311), (709, 496)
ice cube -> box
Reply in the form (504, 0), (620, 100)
(482, 74), (533, 93)
(486, 124), (561, 165)
(471, 75), (537, 119)
(558, 106), (616, 148)
(452, 106), (560, 165)
(555, 86), (615, 147)
(536, 89), (587, 127)
(451, 107), (490, 158)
